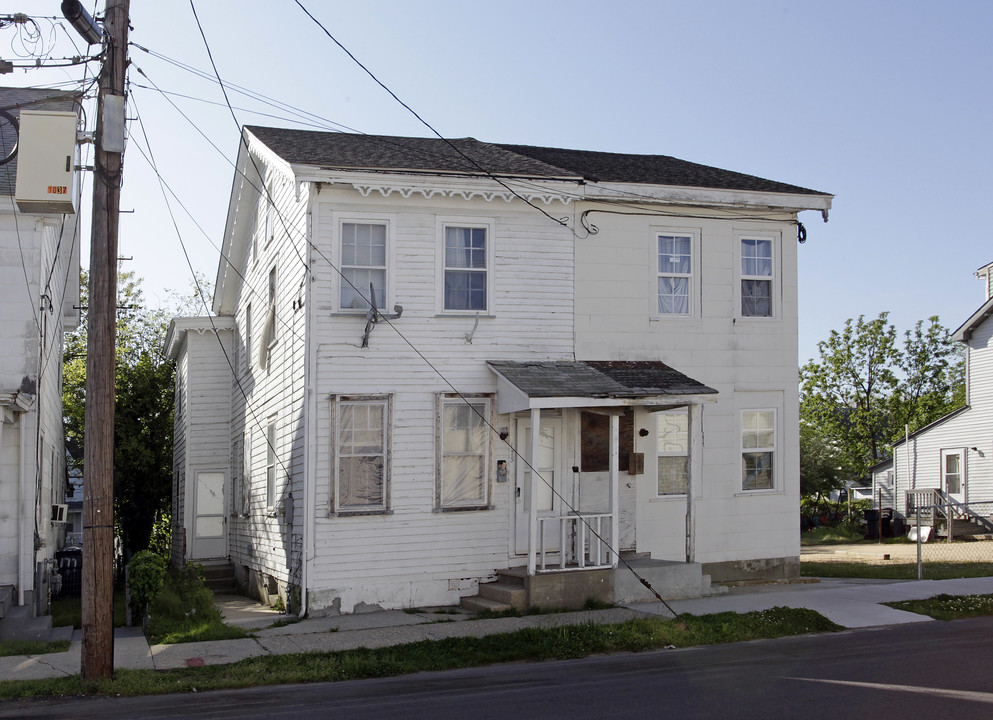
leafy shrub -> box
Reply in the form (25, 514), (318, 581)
(128, 550), (167, 627)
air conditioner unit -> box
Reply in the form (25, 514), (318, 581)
(51, 503), (68, 523)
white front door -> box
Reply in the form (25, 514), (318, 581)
(514, 417), (562, 555)
(193, 471), (227, 559)
(941, 449), (966, 504)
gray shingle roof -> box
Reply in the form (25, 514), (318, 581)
(245, 126), (827, 196)
(0, 86), (81, 197)
(487, 360), (718, 400)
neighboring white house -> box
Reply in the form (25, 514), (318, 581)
(0, 87), (82, 613)
(872, 262), (993, 527)
(167, 127), (831, 614)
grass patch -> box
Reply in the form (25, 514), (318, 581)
(801, 561), (993, 580)
(0, 639), (71, 658)
(50, 593), (127, 629)
(146, 566), (250, 645)
(801, 525), (865, 545)
(0, 607), (841, 700)
(476, 597), (616, 620)
(885, 593), (993, 621)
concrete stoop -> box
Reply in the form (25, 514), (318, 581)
(200, 560), (238, 595)
(614, 557), (725, 603)
(463, 565), (616, 612)
(0, 604), (73, 644)
(0, 585), (14, 619)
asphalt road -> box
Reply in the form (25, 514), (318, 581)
(5, 617), (993, 719)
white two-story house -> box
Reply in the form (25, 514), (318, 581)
(0, 87), (81, 614)
(166, 127), (831, 614)
(872, 262), (993, 532)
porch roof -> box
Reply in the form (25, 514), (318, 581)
(487, 360), (718, 414)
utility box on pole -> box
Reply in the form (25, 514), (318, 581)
(14, 110), (78, 214)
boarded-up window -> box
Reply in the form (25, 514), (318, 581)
(580, 411), (633, 472)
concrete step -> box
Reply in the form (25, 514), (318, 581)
(49, 625), (75, 644)
(478, 580), (527, 609)
(0, 585), (14, 618)
(0, 605), (53, 643)
(615, 557), (714, 603)
(200, 561), (237, 594)
(461, 595), (512, 613)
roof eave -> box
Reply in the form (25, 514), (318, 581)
(580, 181), (834, 218)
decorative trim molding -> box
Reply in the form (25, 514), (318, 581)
(351, 182), (573, 206)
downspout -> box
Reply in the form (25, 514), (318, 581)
(19, 405), (34, 605)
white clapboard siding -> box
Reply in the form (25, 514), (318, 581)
(888, 313), (993, 514)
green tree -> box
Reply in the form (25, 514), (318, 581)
(63, 272), (210, 559)
(800, 312), (965, 487)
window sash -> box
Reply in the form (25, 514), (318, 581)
(266, 422), (276, 508)
(657, 235), (692, 315)
(341, 223), (387, 309)
(336, 399), (388, 511)
(657, 410), (689, 495)
(444, 227), (487, 311)
(741, 238), (773, 317)
(944, 453), (962, 494)
(741, 410), (775, 491)
(439, 399), (489, 508)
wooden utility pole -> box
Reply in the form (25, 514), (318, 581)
(81, 0), (129, 681)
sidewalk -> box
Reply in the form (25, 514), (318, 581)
(5, 575), (993, 683)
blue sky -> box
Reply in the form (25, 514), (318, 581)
(5, 0), (991, 363)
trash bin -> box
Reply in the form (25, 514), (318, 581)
(864, 509), (879, 539)
(55, 548), (82, 599)
(881, 508), (893, 538)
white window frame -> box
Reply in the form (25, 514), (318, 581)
(656, 408), (689, 496)
(241, 429), (251, 516)
(258, 265), (277, 370)
(262, 179), (276, 249)
(437, 394), (492, 510)
(334, 213), (395, 313)
(655, 232), (696, 317)
(243, 302), (252, 376)
(266, 419), (277, 509)
(738, 233), (777, 318)
(437, 217), (494, 314)
(331, 395), (391, 514)
(741, 408), (777, 491)
(940, 448), (966, 498)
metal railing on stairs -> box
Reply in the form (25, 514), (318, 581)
(535, 513), (614, 573)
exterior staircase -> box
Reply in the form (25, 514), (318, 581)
(461, 570), (527, 613)
(461, 556), (724, 613)
(200, 560), (238, 594)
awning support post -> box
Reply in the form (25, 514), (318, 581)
(527, 408), (540, 576)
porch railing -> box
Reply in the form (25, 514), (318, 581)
(535, 513), (615, 573)
(905, 488), (993, 538)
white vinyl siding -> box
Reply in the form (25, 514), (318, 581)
(438, 396), (491, 509)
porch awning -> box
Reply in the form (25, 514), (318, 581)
(487, 360), (718, 414)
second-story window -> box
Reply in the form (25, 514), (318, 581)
(444, 226), (487, 311)
(741, 237), (773, 317)
(341, 222), (387, 310)
(657, 234), (692, 315)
